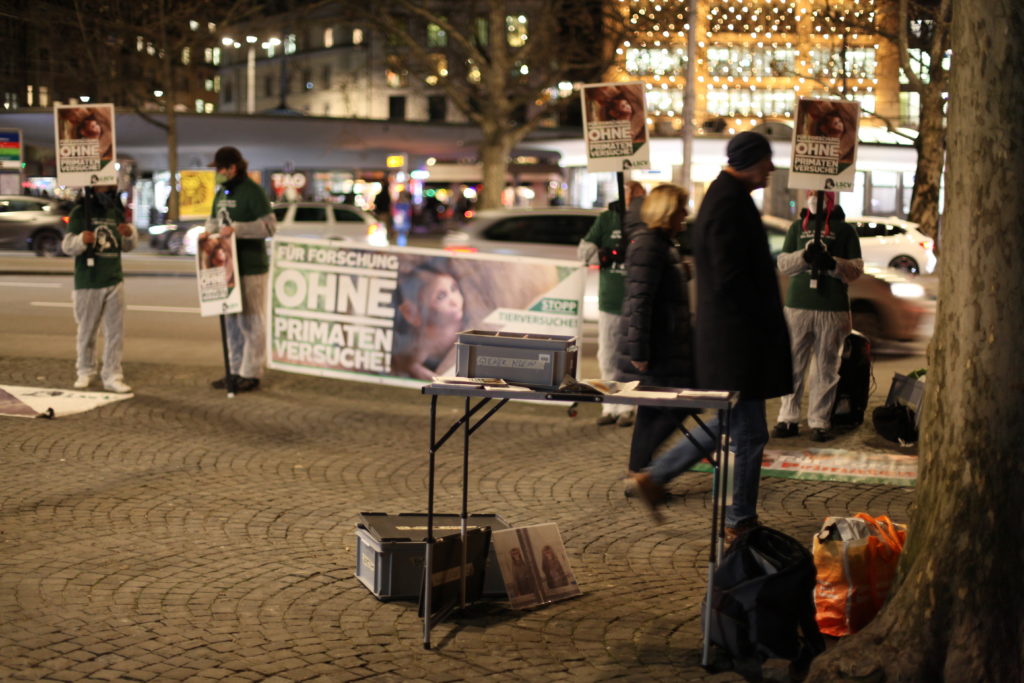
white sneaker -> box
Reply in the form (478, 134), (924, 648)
(103, 378), (132, 393)
(73, 374), (94, 389)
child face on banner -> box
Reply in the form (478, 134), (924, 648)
(418, 272), (464, 328)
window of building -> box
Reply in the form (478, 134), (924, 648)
(386, 55), (408, 87)
(388, 95), (406, 120)
(264, 74), (274, 97)
(899, 91), (920, 126)
(322, 65), (331, 88)
(324, 27), (334, 48)
(705, 87), (795, 118)
(428, 95), (447, 122)
(205, 78), (215, 92)
(427, 23), (447, 48)
(626, 48), (686, 77)
(506, 15), (527, 46)
(706, 46), (796, 78)
(869, 170), (899, 215)
(353, 28), (364, 45)
(38, 85), (48, 107)
(475, 17), (488, 47)
(809, 48), (876, 79)
(645, 88), (682, 117)
(284, 34), (297, 55)
(195, 98), (205, 113)
(181, 46), (191, 65)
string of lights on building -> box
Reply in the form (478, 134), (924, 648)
(616, 0), (895, 134)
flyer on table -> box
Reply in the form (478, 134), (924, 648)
(53, 103), (117, 187)
(580, 81), (651, 173)
(195, 231), (242, 317)
(267, 237), (585, 387)
(789, 98), (860, 192)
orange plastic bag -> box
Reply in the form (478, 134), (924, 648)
(812, 512), (907, 636)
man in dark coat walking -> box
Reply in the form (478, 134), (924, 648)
(632, 132), (792, 540)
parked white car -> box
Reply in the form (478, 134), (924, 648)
(183, 202), (388, 255)
(763, 214), (936, 275)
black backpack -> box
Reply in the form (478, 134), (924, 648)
(705, 526), (825, 681)
(832, 331), (872, 426)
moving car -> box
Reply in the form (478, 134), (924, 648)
(0, 195), (71, 256)
(763, 214), (937, 275)
(444, 207), (932, 343)
(442, 207), (603, 320)
(179, 202), (388, 255)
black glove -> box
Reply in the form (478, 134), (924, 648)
(813, 251), (837, 271)
(802, 241), (826, 264)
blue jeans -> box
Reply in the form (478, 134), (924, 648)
(647, 398), (768, 528)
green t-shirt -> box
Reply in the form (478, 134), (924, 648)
(582, 209), (627, 314)
(782, 215), (862, 311)
(211, 176), (273, 275)
(68, 203), (127, 290)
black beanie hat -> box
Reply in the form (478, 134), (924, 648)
(726, 132), (772, 170)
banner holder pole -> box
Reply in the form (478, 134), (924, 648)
(810, 189), (825, 290)
(615, 171), (626, 225)
(218, 313), (235, 398)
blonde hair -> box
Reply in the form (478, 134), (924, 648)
(640, 184), (688, 231)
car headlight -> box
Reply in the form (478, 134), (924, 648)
(148, 224), (171, 236)
(890, 282), (925, 299)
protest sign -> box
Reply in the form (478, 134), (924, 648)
(267, 238), (585, 387)
(53, 103), (117, 187)
(581, 82), (651, 173)
(195, 231), (242, 317)
(179, 170), (217, 219)
(789, 98), (861, 192)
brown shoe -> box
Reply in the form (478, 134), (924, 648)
(724, 517), (761, 545)
(632, 472), (667, 524)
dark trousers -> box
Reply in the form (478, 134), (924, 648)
(628, 406), (699, 473)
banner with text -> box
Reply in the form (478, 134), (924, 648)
(788, 98), (861, 192)
(581, 81), (650, 172)
(53, 103), (117, 187)
(267, 238), (585, 387)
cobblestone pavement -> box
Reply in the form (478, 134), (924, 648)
(0, 356), (914, 682)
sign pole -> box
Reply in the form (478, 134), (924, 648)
(810, 190), (825, 290)
(218, 314), (235, 398)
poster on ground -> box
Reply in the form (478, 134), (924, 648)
(266, 237), (585, 387)
(195, 231), (242, 316)
(53, 103), (117, 187)
(491, 523), (581, 610)
(788, 98), (861, 192)
(580, 81), (651, 173)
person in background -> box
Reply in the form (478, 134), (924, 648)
(578, 181), (646, 427)
(632, 132), (791, 542)
(614, 184), (694, 500)
(61, 186), (138, 393)
(773, 191), (863, 442)
(204, 146), (276, 393)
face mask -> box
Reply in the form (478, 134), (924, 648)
(215, 172), (229, 185)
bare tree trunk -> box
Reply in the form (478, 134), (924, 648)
(908, 87), (944, 242)
(478, 127), (512, 211)
(807, 0), (1024, 679)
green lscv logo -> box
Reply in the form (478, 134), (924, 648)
(531, 298), (578, 315)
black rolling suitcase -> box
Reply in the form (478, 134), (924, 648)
(831, 331), (872, 426)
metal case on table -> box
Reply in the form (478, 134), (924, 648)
(454, 330), (577, 390)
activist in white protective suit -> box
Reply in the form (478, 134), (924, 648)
(204, 146), (277, 393)
(773, 191), (863, 442)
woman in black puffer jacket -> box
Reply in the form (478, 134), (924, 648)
(615, 184), (696, 476)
